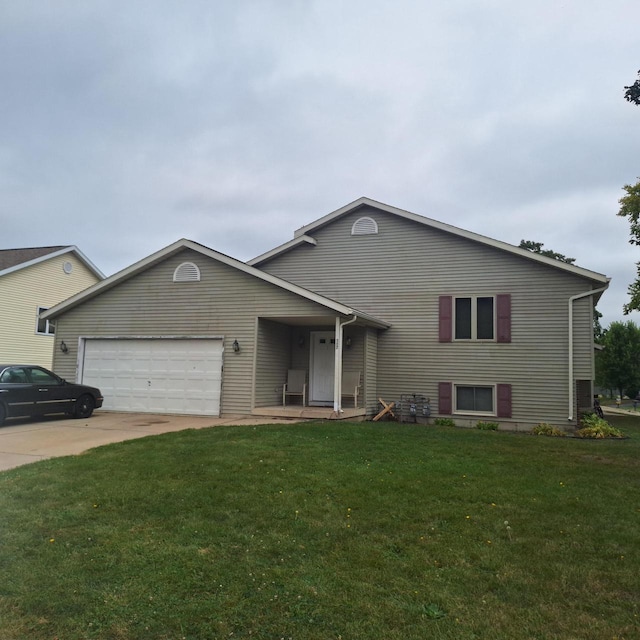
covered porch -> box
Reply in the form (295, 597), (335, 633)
(252, 310), (389, 420)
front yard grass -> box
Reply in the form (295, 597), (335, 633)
(0, 416), (638, 639)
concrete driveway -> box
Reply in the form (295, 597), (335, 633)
(0, 411), (301, 472)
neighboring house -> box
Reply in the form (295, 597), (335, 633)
(43, 198), (609, 429)
(0, 246), (104, 368)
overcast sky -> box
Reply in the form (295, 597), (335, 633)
(2, 1), (639, 327)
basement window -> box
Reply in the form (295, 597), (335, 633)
(351, 216), (378, 235)
(173, 262), (201, 282)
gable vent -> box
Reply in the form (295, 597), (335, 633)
(351, 216), (378, 235)
(173, 262), (201, 282)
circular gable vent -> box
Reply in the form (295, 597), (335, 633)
(63, 261), (73, 274)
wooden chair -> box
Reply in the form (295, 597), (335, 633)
(283, 369), (307, 407)
(341, 371), (361, 408)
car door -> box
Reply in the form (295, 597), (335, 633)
(27, 367), (74, 416)
(0, 367), (36, 418)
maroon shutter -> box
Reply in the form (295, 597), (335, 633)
(496, 383), (512, 418)
(439, 296), (453, 342)
(438, 382), (452, 415)
(496, 294), (511, 343)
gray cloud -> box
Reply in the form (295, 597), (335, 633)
(1, 0), (639, 328)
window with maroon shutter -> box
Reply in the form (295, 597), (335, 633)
(438, 382), (452, 414)
(496, 383), (512, 418)
(496, 294), (512, 343)
(439, 296), (452, 342)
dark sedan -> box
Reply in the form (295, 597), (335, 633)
(0, 365), (103, 425)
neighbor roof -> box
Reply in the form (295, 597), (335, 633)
(0, 246), (105, 279)
(42, 239), (390, 328)
(249, 197), (611, 287)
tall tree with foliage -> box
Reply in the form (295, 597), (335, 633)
(518, 240), (575, 264)
(616, 178), (640, 313)
(624, 70), (640, 105)
(596, 320), (640, 398)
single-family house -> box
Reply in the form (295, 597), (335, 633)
(0, 246), (104, 368)
(43, 198), (609, 429)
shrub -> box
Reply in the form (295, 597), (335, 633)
(532, 423), (566, 437)
(577, 414), (625, 439)
(433, 418), (456, 427)
(476, 421), (499, 431)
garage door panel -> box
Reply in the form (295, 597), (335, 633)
(82, 339), (223, 416)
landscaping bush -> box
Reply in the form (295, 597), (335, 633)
(433, 417), (456, 427)
(577, 413), (625, 439)
(531, 423), (566, 437)
(476, 421), (499, 430)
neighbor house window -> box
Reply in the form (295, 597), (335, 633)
(455, 385), (494, 414)
(36, 306), (55, 335)
(455, 296), (494, 340)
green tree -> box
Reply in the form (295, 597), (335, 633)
(518, 239), (575, 264)
(596, 320), (640, 398)
(624, 70), (640, 105)
(616, 178), (640, 313)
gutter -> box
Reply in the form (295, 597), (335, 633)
(567, 285), (609, 421)
(334, 315), (358, 413)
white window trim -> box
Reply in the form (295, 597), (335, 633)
(453, 383), (496, 416)
(35, 306), (55, 336)
(453, 295), (496, 341)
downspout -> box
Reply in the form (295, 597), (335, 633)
(567, 286), (608, 421)
(334, 315), (358, 413)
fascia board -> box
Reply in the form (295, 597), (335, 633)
(42, 239), (390, 329)
(292, 197), (610, 284)
(0, 246), (105, 280)
(248, 235), (317, 266)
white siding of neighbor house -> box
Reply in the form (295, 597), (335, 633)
(51, 249), (341, 415)
(257, 205), (601, 427)
(0, 254), (99, 368)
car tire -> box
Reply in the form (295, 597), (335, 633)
(74, 394), (95, 419)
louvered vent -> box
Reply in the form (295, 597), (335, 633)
(351, 216), (378, 235)
(173, 262), (201, 282)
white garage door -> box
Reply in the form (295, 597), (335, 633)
(81, 338), (223, 416)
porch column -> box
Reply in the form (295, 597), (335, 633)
(333, 316), (342, 413)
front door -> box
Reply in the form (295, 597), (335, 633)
(310, 331), (335, 405)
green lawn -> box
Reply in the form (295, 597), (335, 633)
(0, 416), (638, 639)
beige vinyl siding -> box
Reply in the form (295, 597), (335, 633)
(254, 319), (290, 407)
(0, 255), (99, 368)
(52, 249), (339, 415)
(259, 206), (601, 426)
(364, 327), (378, 415)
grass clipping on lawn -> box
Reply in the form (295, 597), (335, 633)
(0, 418), (639, 640)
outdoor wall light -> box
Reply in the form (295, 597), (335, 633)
(60, 340), (69, 353)
(345, 336), (352, 349)
(232, 339), (240, 353)
(298, 335), (305, 347)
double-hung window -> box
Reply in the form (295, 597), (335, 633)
(455, 296), (494, 340)
(36, 306), (55, 336)
(455, 385), (494, 414)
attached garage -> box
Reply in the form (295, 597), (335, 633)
(80, 338), (223, 416)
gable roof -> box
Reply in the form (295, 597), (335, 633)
(248, 197), (610, 286)
(42, 239), (390, 328)
(0, 245), (105, 280)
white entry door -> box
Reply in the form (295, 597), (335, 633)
(310, 331), (335, 405)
